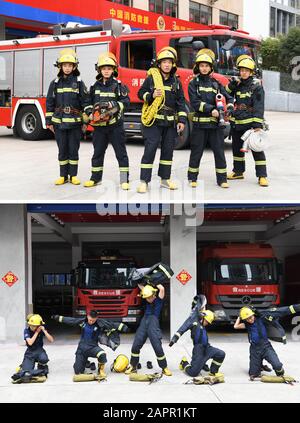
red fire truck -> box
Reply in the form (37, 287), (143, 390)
(72, 252), (142, 326)
(0, 18), (261, 147)
(198, 243), (280, 323)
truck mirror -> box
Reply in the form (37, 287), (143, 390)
(179, 36), (194, 44)
(192, 40), (205, 50)
(221, 39), (236, 51)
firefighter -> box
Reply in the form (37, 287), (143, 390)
(51, 310), (129, 380)
(11, 314), (54, 384)
(83, 53), (130, 190)
(125, 284), (172, 376)
(188, 49), (234, 188)
(46, 49), (90, 186)
(137, 47), (187, 193)
(169, 309), (226, 377)
(226, 55), (268, 187)
(234, 304), (300, 380)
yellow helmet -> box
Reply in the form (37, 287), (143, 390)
(240, 307), (255, 321)
(57, 48), (78, 65)
(28, 314), (45, 326)
(158, 46), (178, 61)
(236, 55), (256, 71)
(26, 313), (34, 322)
(140, 284), (157, 299)
(195, 53), (214, 65)
(96, 52), (118, 68)
(202, 310), (215, 324)
(196, 48), (215, 61)
(112, 354), (129, 373)
(157, 49), (176, 63)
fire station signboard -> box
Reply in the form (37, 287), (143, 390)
(176, 270), (192, 285)
(2, 271), (19, 287)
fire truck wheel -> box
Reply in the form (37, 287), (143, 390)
(15, 105), (47, 141)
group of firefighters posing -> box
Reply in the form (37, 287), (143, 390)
(12, 263), (299, 384)
(46, 45), (269, 192)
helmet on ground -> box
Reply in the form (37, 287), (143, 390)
(140, 284), (157, 299)
(202, 310), (215, 324)
(28, 314), (45, 326)
(240, 306), (255, 320)
(236, 55), (256, 71)
(112, 354), (129, 373)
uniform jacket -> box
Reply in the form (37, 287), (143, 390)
(46, 74), (90, 129)
(188, 74), (234, 129)
(138, 72), (187, 126)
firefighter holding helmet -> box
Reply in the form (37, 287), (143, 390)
(137, 47), (187, 193)
(83, 52), (130, 190)
(187, 49), (234, 189)
(46, 49), (90, 186)
(226, 55), (269, 187)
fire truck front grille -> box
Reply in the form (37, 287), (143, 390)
(217, 295), (277, 309)
(88, 295), (127, 317)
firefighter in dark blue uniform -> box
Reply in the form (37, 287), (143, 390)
(46, 49), (90, 186)
(169, 309), (225, 377)
(52, 310), (129, 380)
(234, 304), (300, 379)
(83, 53), (130, 190)
(188, 49), (234, 189)
(226, 55), (268, 187)
(137, 47), (187, 193)
(125, 284), (172, 376)
(11, 314), (54, 383)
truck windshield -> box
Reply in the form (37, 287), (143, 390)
(80, 266), (136, 289)
(214, 259), (277, 284)
(214, 36), (260, 76)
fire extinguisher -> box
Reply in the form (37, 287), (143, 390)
(215, 92), (227, 128)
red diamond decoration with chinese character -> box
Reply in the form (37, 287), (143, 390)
(2, 271), (18, 287)
(176, 270), (192, 285)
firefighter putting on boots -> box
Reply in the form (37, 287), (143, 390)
(11, 314), (54, 384)
(234, 304), (300, 381)
(46, 49), (90, 186)
(51, 310), (129, 382)
(83, 53), (130, 190)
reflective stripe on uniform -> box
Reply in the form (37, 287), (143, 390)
(59, 316), (63, 323)
(157, 355), (166, 361)
(255, 161), (267, 166)
(94, 91), (116, 97)
(119, 167), (129, 172)
(159, 160), (172, 166)
(96, 351), (106, 358)
(233, 156), (245, 161)
(131, 353), (140, 357)
(188, 167), (199, 173)
(176, 332), (181, 338)
(141, 164), (153, 169)
(56, 88), (79, 93)
(236, 91), (251, 98)
(199, 102), (206, 113)
(158, 263), (172, 278)
(225, 85), (232, 94)
(155, 114), (175, 121)
(192, 117), (218, 123)
(164, 86), (172, 91)
(92, 167), (103, 172)
(143, 92), (150, 101)
(235, 117), (264, 125)
(46, 112), (54, 116)
(93, 118), (117, 126)
(69, 160), (78, 165)
(118, 323), (124, 331)
(178, 111), (187, 117)
(212, 360), (223, 366)
(59, 160), (69, 166)
(198, 87), (217, 93)
(118, 102), (124, 113)
(216, 168), (227, 173)
(53, 117), (82, 123)
(289, 305), (296, 314)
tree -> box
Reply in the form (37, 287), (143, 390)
(260, 37), (282, 71)
(279, 27), (300, 72)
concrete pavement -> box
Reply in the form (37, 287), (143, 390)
(0, 111), (299, 202)
(1, 331), (300, 403)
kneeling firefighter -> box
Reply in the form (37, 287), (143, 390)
(125, 263), (174, 376)
(83, 53), (130, 190)
(234, 304), (300, 380)
(169, 308), (225, 378)
(46, 49), (90, 186)
(137, 47), (187, 193)
(52, 310), (129, 381)
(12, 314), (54, 384)
(187, 49), (234, 189)
(226, 55), (269, 187)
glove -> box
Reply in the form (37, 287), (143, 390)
(169, 334), (180, 347)
(51, 315), (60, 322)
(122, 324), (130, 333)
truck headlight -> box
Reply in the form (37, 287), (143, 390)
(128, 309), (141, 315)
(76, 309), (87, 316)
(214, 310), (227, 320)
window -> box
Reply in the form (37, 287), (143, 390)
(0, 52), (12, 107)
(171, 36), (209, 69)
(220, 10), (239, 28)
(120, 39), (155, 70)
(14, 49), (41, 97)
(107, 0), (132, 5)
(149, 0), (178, 18)
(43, 273), (71, 287)
(213, 260), (277, 285)
(76, 44), (108, 89)
(189, 2), (212, 25)
(270, 7), (276, 37)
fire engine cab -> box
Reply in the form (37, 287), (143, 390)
(0, 19), (261, 148)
